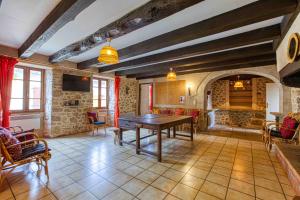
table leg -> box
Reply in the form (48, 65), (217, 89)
(136, 126), (141, 154)
(173, 126), (176, 138)
(157, 128), (162, 162)
(167, 128), (170, 138)
(119, 128), (123, 146)
(191, 119), (194, 141)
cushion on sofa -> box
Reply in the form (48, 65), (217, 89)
(0, 127), (22, 161)
(280, 116), (299, 139)
(175, 108), (185, 116)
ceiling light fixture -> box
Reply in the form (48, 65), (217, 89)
(167, 68), (176, 81)
(234, 75), (244, 89)
(98, 38), (119, 64)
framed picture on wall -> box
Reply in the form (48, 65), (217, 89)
(179, 96), (185, 104)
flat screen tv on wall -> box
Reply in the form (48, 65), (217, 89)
(62, 74), (91, 92)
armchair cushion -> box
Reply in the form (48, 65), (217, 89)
(94, 121), (105, 125)
(87, 112), (98, 123)
(16, 143), (49, 161)
(270, 129), (282, 138)
(0, 127), (22, 161)
(280, 116), (299, 139)
(13, 129), (35, 143)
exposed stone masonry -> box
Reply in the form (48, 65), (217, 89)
(45, 68), (92, 137)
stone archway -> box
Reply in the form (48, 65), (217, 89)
(189, 65), (291, 130)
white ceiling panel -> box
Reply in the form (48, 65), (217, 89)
(0, 0), (61, 48)
(67, 0), (259, 63)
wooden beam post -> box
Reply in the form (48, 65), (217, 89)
(18, 0), (96, 58)
(79, 0), (297, 70)
(118, 43), (274, 76)
(98, 25), (281, 73)
(136, 60), (276, 80)
(49, 0), (204, 63)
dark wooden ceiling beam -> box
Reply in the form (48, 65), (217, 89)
(136, 60), (276, 80)
(273, 0), (300, 50)
(49, 0), (204, 63)
(97, 24), (280, 72)
(127, 54), (276, 78)
(18, 0), (96, 58)
(80, 0), (297, 70)
(116, 43), (274, 76)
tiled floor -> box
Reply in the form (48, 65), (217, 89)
(0, 128), (297, 200)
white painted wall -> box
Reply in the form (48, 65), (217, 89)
(276, 13), (300, 71)
(10, 118), (41, 130)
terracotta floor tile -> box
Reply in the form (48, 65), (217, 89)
(200, 181), (227, 199)
(88, 180), (118, 199)
(107, 172), (133, 186)
(254, 176), (282, 192)
(102, 188), (134, 200)
(226, 189), (255, 200)
(170, 183), (198, 200)
(151, 176), (177, 193)
(121, 178), (148, 196)
(136, 170), (160, 184)
(123, 165), (145, 177)
(163, 169), (185, 182)
(180, 174), (204, 189)
(229, 178), (255, 196)
(195, 191), (220, 200)
(206, 172), (230, 187)
(137, 186), (167, 200)
(255, 186), (285, 200)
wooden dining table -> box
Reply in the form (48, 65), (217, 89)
(118, 114), (193, 162)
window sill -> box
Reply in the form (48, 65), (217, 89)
(10, 112), (44, 120)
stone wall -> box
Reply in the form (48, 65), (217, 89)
(214, 110), (265, 128)
(255, 77), (273, 109)
(291, 88), (300, 112)
(119, 77), (138, 114)
(211, 80), (228, 108)
(107, 79), (115, 126)
(46, 68), (93, 137)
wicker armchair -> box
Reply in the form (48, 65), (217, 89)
(0, 129), (51, 183)
(265, 121), (300, 151)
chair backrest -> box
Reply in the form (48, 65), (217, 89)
(280, 116), (300, 139)
(174, 108), (185, 116)
(87, 111), (98, 123)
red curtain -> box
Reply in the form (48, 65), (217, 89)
(114, 76), (121, 127)
(0, 55), (18, 127)
(149, 83), (153, 113)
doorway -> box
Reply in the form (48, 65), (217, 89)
(139, 83), (152, 115)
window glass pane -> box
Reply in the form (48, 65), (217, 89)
(30, 70), (41, 81)
(11, 80), (23, 98)
(10, 99), (23, 110)
(101, 100), (107, 108)
(13, 68), (24, 80)
(29, 99), (41, 110)
(101, 80), (107, 87)
(93, 79), (99, 88)
(93, 100), (98, 107)
(101, 88), (106, 99)
(29, 81), (41, 98)
(93, 88), (98, 99)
